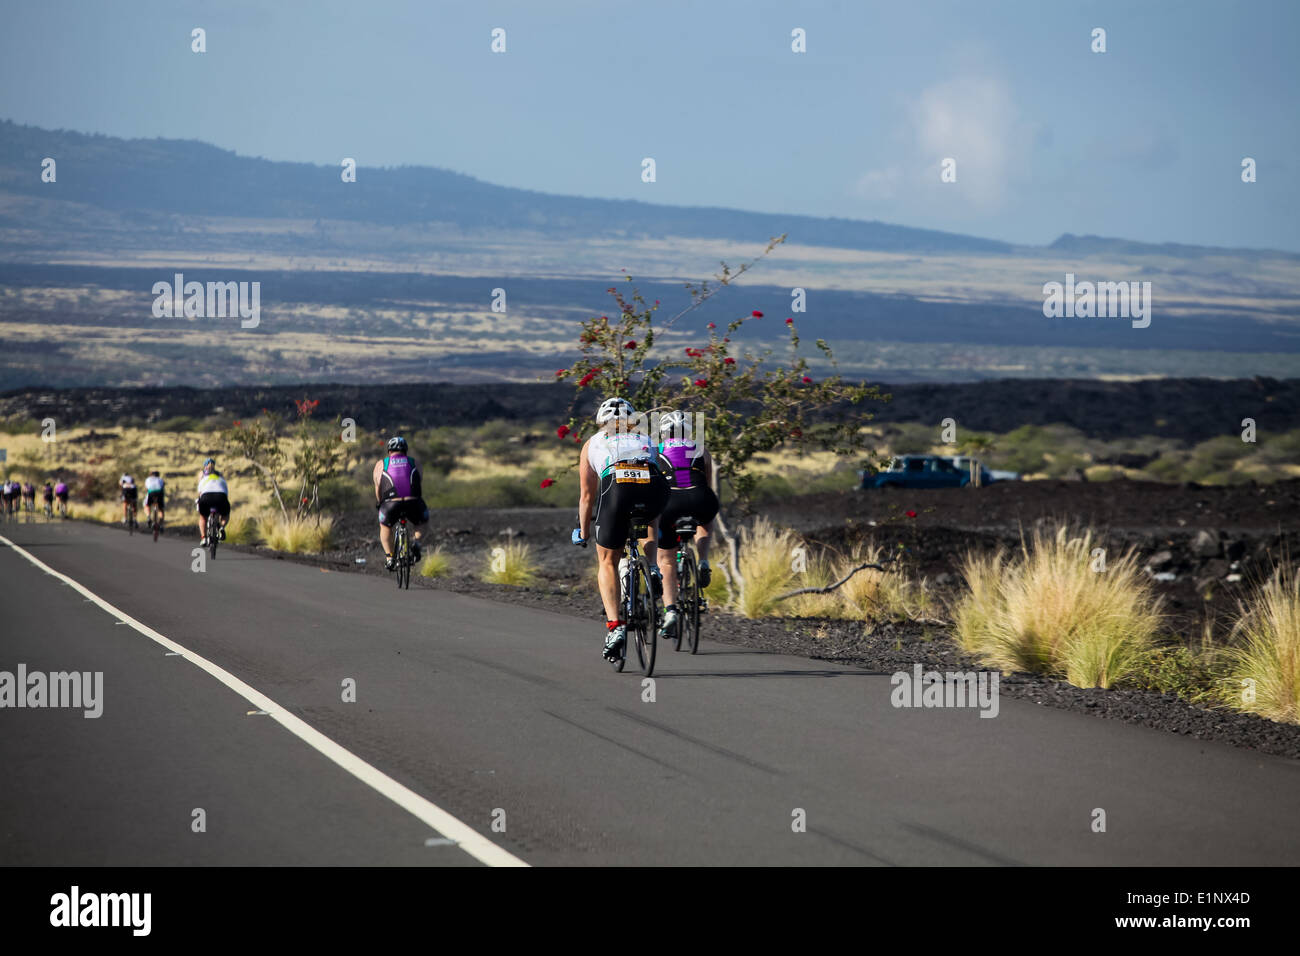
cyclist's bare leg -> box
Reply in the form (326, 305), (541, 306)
(596, 543), (621, 621)
(695, 521), (713, 563)
(198, 511), (207, 541)
(379, 523), (394, 555)
(645, 530), (677, 605)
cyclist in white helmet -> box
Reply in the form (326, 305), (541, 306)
(653, 409), (719, 638)
(572, 397), (670, 662)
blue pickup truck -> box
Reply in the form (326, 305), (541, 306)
(861, 455), (993, 489)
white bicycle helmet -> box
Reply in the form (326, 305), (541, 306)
(596, 397), (635, 425)
(658, 410), (688, 436)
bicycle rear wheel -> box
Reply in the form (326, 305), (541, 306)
(208, 510), (218, 559)
(680, 552), (701, 654)
(395, 523), (409, 590)
(631, 556), (658, 676)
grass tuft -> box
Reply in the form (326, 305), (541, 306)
(1223, 568), (1300, 723)
(418, 547), (451, 578)
(953, 524), (1161, 688)
(482, 540), (539, 586)
(260, 515), (334, 554)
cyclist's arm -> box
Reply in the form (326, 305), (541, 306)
(410, 465), (422, 500)
(578, 439), (597, 541)
(702, 448), (715, 487)
(372, 460), (384, 502)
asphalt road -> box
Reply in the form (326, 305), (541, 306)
(1, 517), (1297, 866)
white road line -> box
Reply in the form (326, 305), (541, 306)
(0, 533), (528, 868)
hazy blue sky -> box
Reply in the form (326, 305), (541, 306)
(3, 0), (1297, 250)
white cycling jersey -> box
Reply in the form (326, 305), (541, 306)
(587, 429), (654, 477)
(144, 475), (164, 493)
(120, 474), (136, 489)
(197, 472), (229, 496)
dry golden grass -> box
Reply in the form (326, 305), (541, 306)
(482, 540), (538, 586)
(1224, 569), (1300, 723)
(418, 547), (451, 579)
(259, 515), (334, 554)
(222, 513), (262, 545)
(953, 524), (1161, 688)
(733, 517), (802, 619)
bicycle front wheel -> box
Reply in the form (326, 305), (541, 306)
(631, 557), (658, 677)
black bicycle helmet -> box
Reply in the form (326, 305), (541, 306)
(387, 436), (408, 453)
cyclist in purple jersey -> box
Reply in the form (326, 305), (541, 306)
(654, 410), (719, 637)
(373, 436), (429, 570)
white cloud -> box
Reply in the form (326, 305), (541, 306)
(856, 75), (1020, 210)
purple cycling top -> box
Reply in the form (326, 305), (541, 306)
(54, 482), (69, 495)
(380, 454), (416, 499)
(659, 439), (705, 489)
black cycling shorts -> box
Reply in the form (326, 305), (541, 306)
(378, 497), (429, 527)
(196, 492), (230, 519)
(55, 491), (68, 501)
(145, 490), (165, 509)
(656, 484), (719, 550)
(42, 493), (54, 503)
(121, 487), (139, 502)
(592, 466), (670, 550)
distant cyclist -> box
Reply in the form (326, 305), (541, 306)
(196, 458), (230, 543)
(53, 479), (69, 516)
(572, 397), (670, 662)
(144, 470), (166, 527)
(21, 481), (36, 514)
(2, 479), (18, 517)
(41, 481), (54, 515)
(119, 473), (138, 524)
(373, 436), (427, 570)
(654, 409), (719, 638)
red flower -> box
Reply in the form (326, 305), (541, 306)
(301, 497), (308, 505)
(654, 299), (660, 306)
(694, 379), (708, 387)
(573, 435), (581, 443)
(906, 510), (917, 518)
(802, 376), (813, 384)
(791, 427), (803, 438)
(578, 371), (596, 387)
(556, 425), (571, 439)
(540, 478), (555, 489)
(233, 420), (241, 427)
(707, 322), (716, 329)
(624, 340), (637, 349)
(752, 310), (763, 318)
(724, 357), (735, 365)
(555, 369), (566, 377)
(785, 318), (794, 325)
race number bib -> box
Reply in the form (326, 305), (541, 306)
(614, 464), (650, 484)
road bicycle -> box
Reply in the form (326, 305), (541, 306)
(611, 513), (659, 676)
(42, 498), (54, 520)
(667, 515), (706, 654)
(124, 497), (138, 535)
(202, 505), (221, 559)
(23, 497), (34, 522)
(147, 499), (163, 542)
(56, 497), (68, 519)
(392, 516), (413, 590)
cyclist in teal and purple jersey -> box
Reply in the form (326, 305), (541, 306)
(654, 410), (719, 637)
(373, 436), (428, 570)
